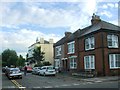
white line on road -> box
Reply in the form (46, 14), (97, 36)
(44, 86), (53, 88)
(73, 83), (80, 85)
(94, 81), (102, 83)
(61, 84), (71, 87)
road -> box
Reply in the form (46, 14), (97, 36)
(2, 72), (119, 89)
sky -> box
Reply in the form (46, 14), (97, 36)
(0, 0), (119, 58)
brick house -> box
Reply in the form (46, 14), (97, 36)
(54, 14), (120, 76)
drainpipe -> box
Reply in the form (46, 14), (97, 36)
(101, 32), (105, 76)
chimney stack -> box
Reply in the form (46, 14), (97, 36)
(91, 13), (101, 25)
(65, 32), (72, 37)
(49, 39), (53, 44)
(40, 38), (44, 44)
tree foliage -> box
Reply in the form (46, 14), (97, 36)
(16, 55), (25, 66)
(43, 61), (51, 66)
(2, 49), (25, 67)
(32, 46), (45, 64)
(2, 49), (18, 67)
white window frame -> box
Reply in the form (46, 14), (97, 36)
(67, 41), (75, 54)
(70, 57), (77, 69)
(55, 59), (60, 68)
(107, 34), (119, 48)
(56, 46), (61, 56)
(84, 55), (95, 69)
(85, 37), (95, 50)
(109, 54), (120, 69)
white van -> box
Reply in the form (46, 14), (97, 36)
(38, 66), (56, 76)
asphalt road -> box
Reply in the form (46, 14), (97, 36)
(2, 72), (119, 89)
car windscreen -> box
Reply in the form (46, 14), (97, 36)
(47, 67), (54, 70)
(10, 68), (20, 71)
(38, 67), (41, 69)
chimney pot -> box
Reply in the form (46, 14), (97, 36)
(65, 32), (72, 37)
(91, 13), (101, 25)
(40, 38), (44, 43)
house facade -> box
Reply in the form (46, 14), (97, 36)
(54, 14), (120, 76)
(28, 38), (54, 67)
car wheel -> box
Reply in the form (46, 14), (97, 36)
(20, 77), (22, 79)
(8, 77), (12, 80)
(39, 73), (41, 76)
(43, 72), (46, 76)
(53, 74), (55, 76)
(19, 76), (22, 79)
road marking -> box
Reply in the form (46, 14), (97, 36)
(11, 80), (26, 90)
(73, 83), (80, 85)
(94, 81), (102, 83)
(44, 86), (53, 88)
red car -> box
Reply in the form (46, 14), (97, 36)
(26, 66), (32, 72)
(22, 66), (32, 72)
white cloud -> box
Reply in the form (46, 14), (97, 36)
(0, 2), (99, 58)
(107, 3), (115, 8)
(0, 29), (62, 58)
(109, 20), (118, 26)
(1, 2), (97, 32)
(99, 10), (113, 18)
(101, 4), (108, 9)
(1, 0), (120, 2)
(115, 3), (118, 8)
(99, 3), (118, 9)
(0, 1), (118, 58)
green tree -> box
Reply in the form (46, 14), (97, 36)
(33, 46), (45, 65)
(2, 49), (18, 67)
(16, 55), (25, 67)
(43, 61), (51, 66)
(26, 53), (29, 62)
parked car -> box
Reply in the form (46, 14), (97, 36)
(2, 67), (8, 73)
(39, 66), (56, 76)
(32, 67), (41, 75)
(5, 68), (22, 79)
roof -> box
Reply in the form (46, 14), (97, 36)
(29, 40), (50, 48)
(78, 20), (120, 37)
(54, 19), (120, 47)
(53, 36), (66, 46)
(67, 29), (81, 42)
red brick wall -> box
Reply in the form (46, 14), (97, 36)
(78, 31), (120, 76)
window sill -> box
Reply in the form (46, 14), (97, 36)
(108, 47), (119, 49)
(67, 52), (75, 54)
(56, 54), (61, 56)
(85, 48), (95, 51)
(70, 68), (77, 69)
(110, 67), (120, 69)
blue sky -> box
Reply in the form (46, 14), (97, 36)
(0, 0), (119, 58)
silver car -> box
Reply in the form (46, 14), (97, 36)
(6, 68), (22, 79)
(39, 66), (56, 76)
(32, 67), (41, 75)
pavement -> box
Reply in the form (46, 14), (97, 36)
(80, 76), (120, 83)
(57, 72), (120, 83)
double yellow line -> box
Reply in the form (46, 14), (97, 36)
(11, 80), (26, 90)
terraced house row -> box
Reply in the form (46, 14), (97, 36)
(54, 14), (120, 76)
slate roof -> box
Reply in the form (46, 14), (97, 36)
(78, 20), (120, 38)
(67, 29), (81, 42)
(53, 36), (66, 47)
(54, 19), (120, 47)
